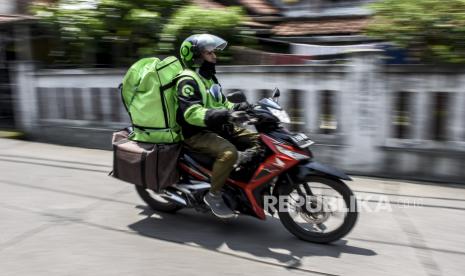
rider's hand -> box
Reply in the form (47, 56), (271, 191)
(205, 109), (231, 128)
(233, 102), (250, 111)
(230, 111), (249, 124)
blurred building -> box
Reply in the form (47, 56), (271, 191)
(12, 50), (465, 184)
(0, 0), (35, 129)
(5, 0), (465, 184)
(196, 0), (379, 62)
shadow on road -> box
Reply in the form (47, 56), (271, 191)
(128, 205), (376, 268)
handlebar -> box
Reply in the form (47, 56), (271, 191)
(230, 108), (259, 125)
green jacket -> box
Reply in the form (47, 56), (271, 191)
(176, 69), (235, 138)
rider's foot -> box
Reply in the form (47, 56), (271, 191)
(236, 149), (256, 165)
(204, 192), (236, 219)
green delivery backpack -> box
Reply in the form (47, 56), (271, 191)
(120, 56), (184, 143)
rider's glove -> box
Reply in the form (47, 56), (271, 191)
(205, 109), (231, 127)
(230, 111), (249, 124)
(233, 102), (250, 111)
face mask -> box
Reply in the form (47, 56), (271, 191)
(199, 60), (216, 79)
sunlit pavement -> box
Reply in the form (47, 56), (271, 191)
(0, 138), (464, 276)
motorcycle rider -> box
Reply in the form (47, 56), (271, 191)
(176, 34), (262, 219)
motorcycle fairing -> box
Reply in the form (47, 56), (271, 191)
(179, 134), (309, 220)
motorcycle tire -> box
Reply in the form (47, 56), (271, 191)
(135, 186), (184, 213)
(278, 176), (358, 243)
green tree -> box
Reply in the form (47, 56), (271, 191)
(159, 4), (253, 63)
(31, 1), (107, 66)
(364, 0), (465, 64)
(32, 0), (188, 67)
(31, 0), (254, 67)
(96, 0), (186, 65)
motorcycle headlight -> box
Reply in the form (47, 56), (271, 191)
(269, 108), (291, 124)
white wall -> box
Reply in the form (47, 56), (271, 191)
(13, 51), (465, 183)
(0, 1), (16, 14)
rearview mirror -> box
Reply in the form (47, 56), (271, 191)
(272, 88), (280, 102)
(227, 90), (247, 103)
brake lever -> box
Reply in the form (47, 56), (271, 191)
(245, 104), (257, 113)
(245, 118), (259, 125)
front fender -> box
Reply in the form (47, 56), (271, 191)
(293, 160), (352, 181)
(271, 161), (352, 206)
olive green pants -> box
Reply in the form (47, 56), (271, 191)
(183, 127), (261, 193)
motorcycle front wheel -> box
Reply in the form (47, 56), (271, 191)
(277, 176), (358, 243)
(135, 186), (184, 213)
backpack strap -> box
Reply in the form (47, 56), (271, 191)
(119, 82), (135, 121)
(160, 74), (188, 91)
(118, 83), (130, 113)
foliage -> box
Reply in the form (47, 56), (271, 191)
(364, 0), (465, 64)
(158, 5), (253, 63)
(31, 0), (253, 67)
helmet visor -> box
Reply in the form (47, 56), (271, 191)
(195, 34), (227, 53)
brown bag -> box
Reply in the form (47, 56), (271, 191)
(111, 129), (181, 192)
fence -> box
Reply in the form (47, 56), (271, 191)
(12, 50), (465, 183)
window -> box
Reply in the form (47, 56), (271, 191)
(287, 89), (305, 132)
(36, 88), (50, 119)
(91, 88), (103, 121)
(72, 88), (84, 120)
(392, 91), (411, 139)
(319, 90), (338, 134)
(431, 92), (450, 141)
(109, 88), (121, 122)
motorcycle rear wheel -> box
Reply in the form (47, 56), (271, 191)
(277, 176), (358, 243)
(135, 186), (183, 213)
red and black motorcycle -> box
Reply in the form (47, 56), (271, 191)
(136, 89), (358, 243)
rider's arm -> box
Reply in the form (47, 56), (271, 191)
(222, 97), (235, 110)
(177, 78), (230, 127)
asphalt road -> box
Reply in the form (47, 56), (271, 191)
(1, 138), (464, 276)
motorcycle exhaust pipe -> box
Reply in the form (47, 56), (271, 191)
(160, 191), (188, 207)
